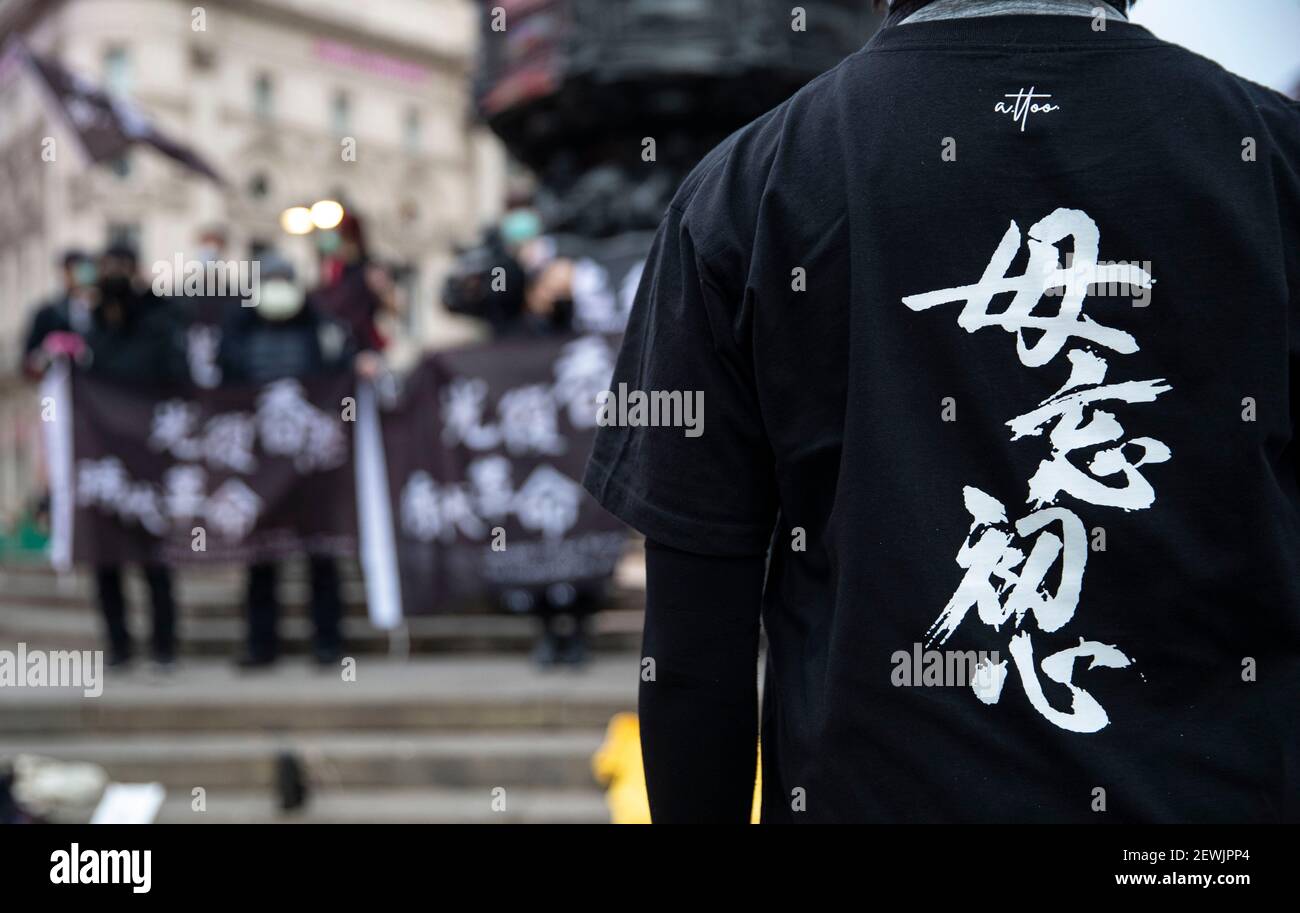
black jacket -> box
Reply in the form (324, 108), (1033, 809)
(82, 290), (189, 386)
(217, 302), (353, 386)
(23, 297), (72, 358)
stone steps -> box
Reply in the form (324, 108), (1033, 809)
(0, 555), (646, 655)
(0, 551), (648, 617)
(43, 787), (610, 824)
(3, 729), (604, 790)
(152, 787), (610, 824)
(0, 553), (645, 823)
(0, 655), (639, 735)
(0, 601), (644, 655)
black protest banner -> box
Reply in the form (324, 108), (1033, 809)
(63, 372), (357, 565)
(385, 334), (628, 613)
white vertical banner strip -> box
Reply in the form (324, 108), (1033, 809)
(353, 381), (403, 630)
(41, 359), (74, 573)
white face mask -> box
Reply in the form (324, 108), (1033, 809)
(256, 278), (303, 321)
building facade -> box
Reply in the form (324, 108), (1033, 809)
(0, 0), (504, 526)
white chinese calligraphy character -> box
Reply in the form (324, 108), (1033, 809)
(467, 456), (514, 521)
(441, 378), (501, 450)
(552, 335), (615, 429)
(1007, 632), (1131, 733)
(1008, 350), (1172, 510)
(201, 413), (258, 474)
(149, 400), (201, 461)
(497, 384), (565, 456)
(257, 380), (314, 460)
(162, 465), (207, 520)
(513, 465), (580, 539)
(204, 479), (262, 540)
(902, 208), (1153, 367)
(927, 486), (1087, 646)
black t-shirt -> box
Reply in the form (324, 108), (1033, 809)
(584, 15), (1300, 822)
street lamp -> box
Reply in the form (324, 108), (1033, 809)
(310, 199), (345, 230)
(280, 200), (346, 235)
(279, 206), (314, 235)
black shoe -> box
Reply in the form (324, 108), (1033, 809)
(106, 647), (133, 670)
(557, 632), (590, 667)
(235, 651), (278, 671)
(312, 645), (343, 668)
(531, 630), (562, 668)
(148, 656), (178, 675)
(151, 646), (177, 666)
(275, 751), (309, 812)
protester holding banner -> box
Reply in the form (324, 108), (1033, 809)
(218, 254), (354, 668)
(21, 250), (95, 379)
(81, 245), (189, 670)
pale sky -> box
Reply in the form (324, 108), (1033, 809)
(1129, 0), (1300, 94)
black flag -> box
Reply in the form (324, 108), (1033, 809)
(7, 38), (223, 183)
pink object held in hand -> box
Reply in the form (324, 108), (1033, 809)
(42, 331), (86, 359)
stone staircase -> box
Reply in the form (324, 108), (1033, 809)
(0, 557), (646, 824)
(0, 557), (646, 656)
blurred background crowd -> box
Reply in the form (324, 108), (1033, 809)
(0, 0), (1296, 824)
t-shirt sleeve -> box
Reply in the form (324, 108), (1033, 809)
(583, 202), (778, 557)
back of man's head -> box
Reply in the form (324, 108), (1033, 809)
(874, 0), (1136, 19)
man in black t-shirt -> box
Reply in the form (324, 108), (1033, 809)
(585, 0), (1300, 822)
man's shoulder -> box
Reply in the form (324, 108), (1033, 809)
(32, 295), (70, 321)
(669, 49), (861, 256)
(1155, 39), (1300, 131)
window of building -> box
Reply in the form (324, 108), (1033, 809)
(104, 46), (131, 97)
(253, 72), (275, 120)
(189, 45), (216, 72)
(106, 223), (141, 253)
(248, 172), (270, 200)
(331, 90), (351, 136)
(404, 107), (422, 154)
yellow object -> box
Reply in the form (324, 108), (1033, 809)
(591, 713), (762, 824)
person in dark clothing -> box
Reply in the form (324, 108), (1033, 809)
(22, 250), (95, 378)
(84, 249), (190, 385)
(219, 254), (355, 669)
(585, 0), (1300, 823)
(82, 245), (189, 669)
(442, 225), (530, 336)
(178, 225), (244, 388)
(312, 211), (392, 353)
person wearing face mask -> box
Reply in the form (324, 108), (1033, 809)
(21, 250), (96, 379)
(83, 245), (190, 383)
(81, 244), (189, 670)
(218, 253), (356, 668)
(312, 211), (393, 356)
